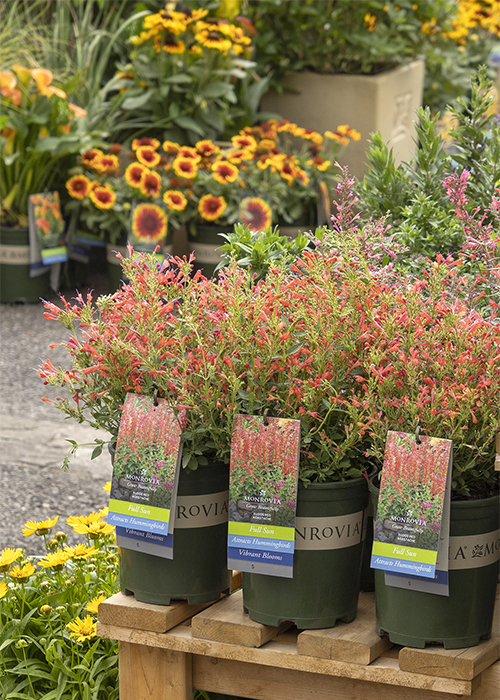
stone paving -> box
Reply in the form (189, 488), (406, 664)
(0, 270), (113, 555)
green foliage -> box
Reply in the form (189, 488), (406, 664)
(216, 224), (311, 281)
(0, 515), (119, 699)
(358, 67), (500, 264)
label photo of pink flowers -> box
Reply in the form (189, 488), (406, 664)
(229, 415), (300, 528)
(110, 395), (185, 510)
(376, 431), (451, 551)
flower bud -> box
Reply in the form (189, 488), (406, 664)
(40, 605), (52, 614)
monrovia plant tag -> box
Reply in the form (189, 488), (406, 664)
(129, 201), (168, 255)
(28, 192), (68, 266)
(227, 415), (300, 578)
(371, 431), (452, 587)
(108, 394), (186, 556)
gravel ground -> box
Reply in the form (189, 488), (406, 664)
(0, 262), (115, 555)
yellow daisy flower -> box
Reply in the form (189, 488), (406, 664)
(38, 551), (71, 569)
(86, 594), (107, 615)
(22, 516), (59, 537)
(67, 615), (97, 642)
(103, 481), (111, 493)
(0, 582), (9, 599)
(72, 520), (115, 538)
(66, 512), (103, 531)
(0, 547), (23, 570)
(64, 544), (97, 560)
(8, 563), (36, 581)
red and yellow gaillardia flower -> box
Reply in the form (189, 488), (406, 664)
(239, 196), (272, 231)
(195, 140), (219, 158)
(131, 137), (160, 151)
(157, 34), (186, 54)
(90, 184), (116, 209)
(66, 175), (92, 200)
(231, 134), (257, 151)
(136, 146), (161, 168)
(173, 156), (198, 179)
(81, 149), (104, 169)
(162, 140), (180, 156)
(139, 170), (162, 198)
(198, 194), (226, 222)
(307, 156), (331, 172)
(132, 203), (168, 242)
(125, 162), (147, 188)
(177, 146), (201, 161)
(94, 154), (119, 175)
(212, 160), (239, 184)
(195, 28), (232, 52)
(163, 190), (187, 211)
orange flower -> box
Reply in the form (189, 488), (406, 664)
(0, 70), (21, 106)
(163, 190), (187, 211)
(177, 146), (201, 161)
(212, 160), (239, 184)
(68, 103), (87, 118)
(36, 218), (50, 235)
(173, 157), (198, 179)
(66, 175), (92, 199)
(125, 162), (147, 188)
(162, 140), (180, 156)
(139, 170), (162, 198)
(198, 194), (226, 222)
(136, 146), (161, 168)
(132, 203), (168, 242)
(90, 184), (116, 209)
(239, 197), (272, 231)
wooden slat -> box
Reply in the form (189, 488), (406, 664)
(297, 592), (393, 665)
(119, 642), (192, 700)
(98, 571), (242, 634)
(96, 622), (477, 695)
(191, 588), (292, 647)
(98, 592), (213, 634)
(192, 654), (483, 700)
(399, 637), (500, 681)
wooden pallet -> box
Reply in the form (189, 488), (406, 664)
(97, 582), (499, 700)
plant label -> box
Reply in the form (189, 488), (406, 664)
(227, 415), (300, 578)
(28, 192), (68, 267)
(108, 395), (186, 558)
(371, 431), (452, 591)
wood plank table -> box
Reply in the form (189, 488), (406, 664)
(97, 580), (499, 700)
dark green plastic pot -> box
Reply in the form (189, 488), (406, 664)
(117, 459), (231, 605)
(0, 225), (50, 304)
(188, 223), (233, 277)
(369, 476), (500, 648)
(242, 475), (369, 629)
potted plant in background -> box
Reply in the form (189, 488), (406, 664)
(0, 65), (91, 303)
(184, 119), (359, 274)
(251, 0), (500, 180)
(104, 5), (266, 145)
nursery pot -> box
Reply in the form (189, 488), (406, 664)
(187, 223), (233, 277)
(0, 225), (50, 304)
(112, 445), (231, 605)
(369, 476), (500, 648)
(242, 475), (369, 629)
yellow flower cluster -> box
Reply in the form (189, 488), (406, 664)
(441, 0), (500, 43)
(129, 8), (251, 56)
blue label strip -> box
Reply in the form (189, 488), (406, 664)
(370, 554), (435, 579)
(116, 526), (173, 548)
(108, 511), (169, 535)
(227, 534), (294, 554)
(227, 546), (293, 567)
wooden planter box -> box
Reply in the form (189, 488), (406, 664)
(260, 61), (425, 181)
(97, 576), (499, 700)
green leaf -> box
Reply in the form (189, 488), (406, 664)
(121, 89), (155, 111)
(173, 116), (205, 135)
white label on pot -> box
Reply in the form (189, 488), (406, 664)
(294, 510), (365, 551)
(191, 243), (223, 264)
(448, 529), (500, 570)
(0, 245), (31, 264)
(174, 490), (229, 529)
